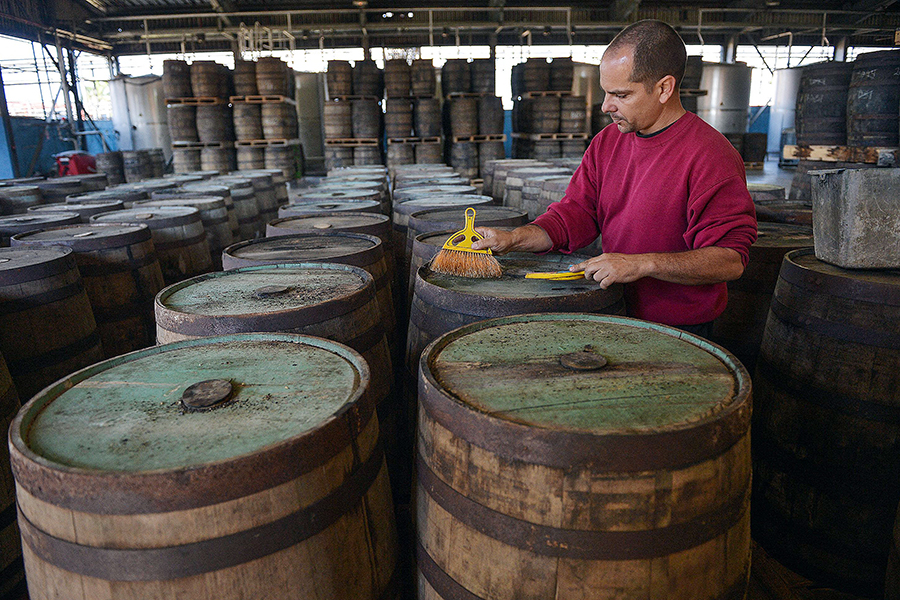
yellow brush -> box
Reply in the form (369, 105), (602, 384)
(430, 207), (503, 279)
(525, 270), (586, 280)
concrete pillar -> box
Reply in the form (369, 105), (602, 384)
(834, 36), (848, 62)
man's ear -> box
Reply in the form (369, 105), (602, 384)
(657, 75), (677, 103)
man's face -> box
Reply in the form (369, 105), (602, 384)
(599, 48), (661, 134)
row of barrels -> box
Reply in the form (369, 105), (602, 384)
(512, 138), (588, 160)
(325, 58), (496, 99)
(172, 145), (299, 178)
(92, 148), (166, 184)
(796, 49), (900, 148)
(444, 96), (504, 137)
(163, 56), (294, 99)
(168, 101), (298, 144)
(511, 56), (575, 96)
(325, 59), (383, 97)
(513, 95), (587, 134)
(441, 58), (495, 96)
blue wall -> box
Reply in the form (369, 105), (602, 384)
(0, 118), (118, 178)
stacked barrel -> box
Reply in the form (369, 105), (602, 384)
(442, 58), (506, 183)
(164, 59), (236, 174)
(324, 59), (383, 169)
(231, 57), (302, 179)
(511, 57), (589, 159)
(385, 59), (443, 171)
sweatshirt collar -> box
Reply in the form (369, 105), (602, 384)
(631, 112), (694, 147)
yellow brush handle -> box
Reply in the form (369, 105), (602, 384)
(525, 271), (586, 280)
(441, 207), (493, 255)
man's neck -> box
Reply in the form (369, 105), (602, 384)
(638, 104), (687, 136)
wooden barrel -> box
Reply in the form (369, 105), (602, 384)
(550, 56), (574, 91)
(326, 60), (353, 97)
(264, 145), (298, 179)
(532, 96), (562, 133)
(385, 98), (414, 138)
(11, 223), (165, 359)
(172, 184), (240, 241)
(448, 143), (478, 179)
(414, 98), (442, 137)
(323, 101), (352, 139)
(280, 200), (381, 217)
(449, 98), (478, 138)
(353, 59), (382, 98)
(470, 59), (495, 94)
(298, 185), (384, 206)
(197, 105), (234, 143)
(325, 146), (354, 171)
(441, 60), (470, 95)
(173, 147), (201, 174)
(387, 144), (415, 169)
(384, 60), (411, 98)
(140, 196), (234, 269)
(521, 57), (551, 91)
(416, 312), (750, 600)
(533, 140), (562, 160)
(476, 96), (504, 135)
(233, 59), (258, 96)
(201, 147), (236, 173)
(122, 150), (153, 183)
(214, 179), (262, 239)
(9, 332), (398, 600)
(354, 146), (382, 166)
(94, 151), (125, 185)
(393, 184), (474, 202)
(162, 59), (192, 98)
(28, 200), (124, 223)
(36, 179), (84, 202)
(710, 223), (812, 374)
(0, 185), (43, 215)
(0, 348), (21, 600)
(410, 59), (435, 96)
(190, 61), (226, 98)
(490, 159), (545, 202)
(795, 61), (853, 146)
(256, 57), (290, 96)
(477, 143), (506, 179)
(847, 50), (900, 147)
(233, 103), (263, 141)
(560, 96), (587, 133)
(503, 167), (570, 209)
(167, 105), (198, 142)
(395, 172), (465, 190)
(148, 149), (167, 179)
(220, 232), (397, 366)
(510, 63), (525, 97)
(753, 248), (900, 596)
(91, 206), (212, 285)
(267, 212), (394, 259)
(0, 246), (102, 399)
(225, 172), (279, 227)
(415, 142), (443, 164)
(261, 103), (297, 140)
(352, 99), (382, 139)
(236, 146), (265, 170)
(521, 174), (570, 220)
(754, 201), (812, 226)
(0, 213), (79, 246)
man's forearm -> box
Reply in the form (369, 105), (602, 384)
(473, 224), (553, 254)
(640, 246), (744, 285)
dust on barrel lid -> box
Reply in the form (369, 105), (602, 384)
(10, 222), (151, 250)
(155, 263), (375, 336)
(8, 333), (372, 513)
(418, 313), (751, 471)
(222, 232), (383, 270)
(269, 212), (390, 232)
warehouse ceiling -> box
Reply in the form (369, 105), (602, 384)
(4, 0), (900, 56)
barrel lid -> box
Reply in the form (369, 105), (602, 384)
(506, 167), (571, 180)
(91, 206), (200, 226)
(158, 263), (372, 318)
(270, 213), (390, 231)
(396, 195), (493, 208)
(54, 200), (124, 209)
(140, 196), (226, 210)
(68, 189), (147, 203)
(753, 222), (813, 248)
(421, 313), (747, 438)
(280, 200), (381, 216)
(163, 174), (206, 185)
(225, 233), (379, 263)
(212, 176), (253, 189)
(410, 205), (527, 223)
(0, 213), (79, 231)
(0, 185), (40, 197)
(12, 334), (368, 492)
(0, 246), (74, 284)
(11, 223), (150, 250)
(298, 190), (380, 202)
(783, 248), (900, 304)
(419, 253), (604, 299)
(180, 183), (232, 196)
(394, 185), (476, 199)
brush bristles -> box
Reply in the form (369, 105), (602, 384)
(431, 249), (503, 279)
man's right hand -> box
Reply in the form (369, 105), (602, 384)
(472, 224), (553, 254)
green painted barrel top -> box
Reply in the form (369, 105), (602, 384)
(427, 315), (740, 432)
(228, 235), (376, 262)
(21, 335), (364, 471)
(754, 222), (813, 248)
(159, 264), (369, 317)
(422, 254), (601, 299)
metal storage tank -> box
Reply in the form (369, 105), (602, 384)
(767, 66), (803, 157)
(109, 75), (172, 160)
(697, 62), (752, 134)
(297, 71), (325, 174)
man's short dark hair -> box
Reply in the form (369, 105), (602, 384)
(607, 20), (687, 90)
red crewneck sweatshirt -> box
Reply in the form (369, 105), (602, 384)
(533, 112), (758, 326)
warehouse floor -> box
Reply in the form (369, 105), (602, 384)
(745, 158), (796, 193)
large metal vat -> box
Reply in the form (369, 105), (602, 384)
(767, 66), (803, 156)
(109, 75), (172, 160)
(697, 62), (752, 134)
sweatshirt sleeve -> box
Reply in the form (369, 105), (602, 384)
(684, 173), (758, 268)
(532, 136), (602, 253)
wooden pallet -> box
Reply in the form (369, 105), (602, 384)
(446, 92), (493, 99)
(512, 132), (589, 141)
(329, 95), (381, 102)
(324, 138), (380, 147)
(171, 140), (235, 148)
(165, 97), (228, 105)
(388, 93), (438, 99)
(520, 90), (573, 98)
(680, 89), (709, 97)
(469, 178), (484, 186)
(235, 138), (301, 147)
(783, 144), (900, 166)
(745, 161), (765, 170)
(230, 95), (297, 106)
(387, 136), (441, 145)
(451, 134), (507, 143)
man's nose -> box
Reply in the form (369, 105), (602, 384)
(601, 93), (614, 114)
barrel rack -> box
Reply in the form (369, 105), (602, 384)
(171, 140), (234, 148)
(165, 97), (228, 105)
(230, 95), (296, 106)
(783, 144), (900, 166)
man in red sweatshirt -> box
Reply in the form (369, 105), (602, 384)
(473, 19), (757, 336)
